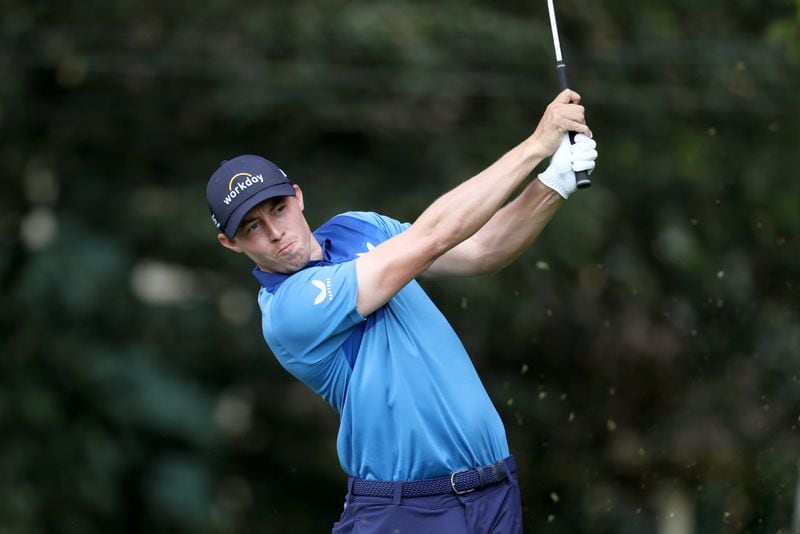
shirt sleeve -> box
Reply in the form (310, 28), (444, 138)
(265, 260), (365, 368)
(339, 211), (411, 240)
(372, 213), (411, 238)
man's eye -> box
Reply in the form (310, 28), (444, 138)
(276, 205), (285, 213)
(247, 222), (259, 232)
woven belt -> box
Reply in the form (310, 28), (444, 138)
(350, 457), (515, 498)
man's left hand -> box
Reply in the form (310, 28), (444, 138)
(537, 133), (598, 199)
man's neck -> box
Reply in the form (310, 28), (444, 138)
(309, 234), (324, 261)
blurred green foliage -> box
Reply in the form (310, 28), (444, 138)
(1, 0), (799, 532)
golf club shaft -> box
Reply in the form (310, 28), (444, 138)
(547, 0), (591, 189)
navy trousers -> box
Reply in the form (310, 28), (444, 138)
(331, 468), (523, 533)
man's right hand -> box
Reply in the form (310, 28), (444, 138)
(526, 89), (591, 160)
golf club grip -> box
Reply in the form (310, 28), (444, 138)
(556, 62), (591, 189)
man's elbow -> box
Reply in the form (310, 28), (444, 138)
(408, 225), (458, 265)
(478, 257), (509, 276)
(462, 247), (508, 276)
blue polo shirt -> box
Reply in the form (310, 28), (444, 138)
(254, 211), (509, 481)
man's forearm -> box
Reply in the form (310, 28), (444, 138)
(422, 179), (562, 278)
(467, 179), (563, 272)
(355, 136), (547, 315)
(410, 90), (587, 260)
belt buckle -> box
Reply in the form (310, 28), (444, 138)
(450, 468), (476, 495)
(493, 460), (508, 481)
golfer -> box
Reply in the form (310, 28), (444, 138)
(206, 89), (597, 533)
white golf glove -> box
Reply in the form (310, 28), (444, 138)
(537, 133), (598, 199)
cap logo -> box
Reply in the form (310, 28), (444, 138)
(224, 172), (265, 205)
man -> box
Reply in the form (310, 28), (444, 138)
(206, 89), (597, 533)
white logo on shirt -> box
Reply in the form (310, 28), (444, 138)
(356, 242), (375, 257)
(312, 278), (333, 305)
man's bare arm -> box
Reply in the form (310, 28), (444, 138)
(422, 179), (563, 278)
(354, 90), (588, 316)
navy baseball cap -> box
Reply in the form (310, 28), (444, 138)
(206, 155), (296, 238)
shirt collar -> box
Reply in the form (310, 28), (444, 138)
(252, 236), (332, 291)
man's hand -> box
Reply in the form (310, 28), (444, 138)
(537, 133), (598, 199)
(526, 89), (591, 160)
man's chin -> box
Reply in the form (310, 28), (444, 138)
(277, 257), (310, 275)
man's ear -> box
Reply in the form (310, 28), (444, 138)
(293, 184), (305, 211)
(218, 233), (241, 253)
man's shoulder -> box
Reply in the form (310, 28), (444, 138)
(316, 211), (409, 239)
(258, 260), (364, 356)
(318, 211), (385, 231)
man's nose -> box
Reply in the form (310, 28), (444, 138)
(264, 220), (283, 241)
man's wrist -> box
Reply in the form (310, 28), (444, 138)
(537, 167), (572, 199)
(531, 177), (565, 201)
(521, 137), (550, 166)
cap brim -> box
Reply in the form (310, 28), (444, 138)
(222, 183), (296, 238)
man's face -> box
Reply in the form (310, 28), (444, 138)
(218, 185), (321, 274)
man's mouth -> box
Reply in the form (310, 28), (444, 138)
(277, 241), (295, 256)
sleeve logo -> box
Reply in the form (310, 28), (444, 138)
(311, 278), (334, 305)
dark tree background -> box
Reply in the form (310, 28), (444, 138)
(1, 0), (799, 532)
